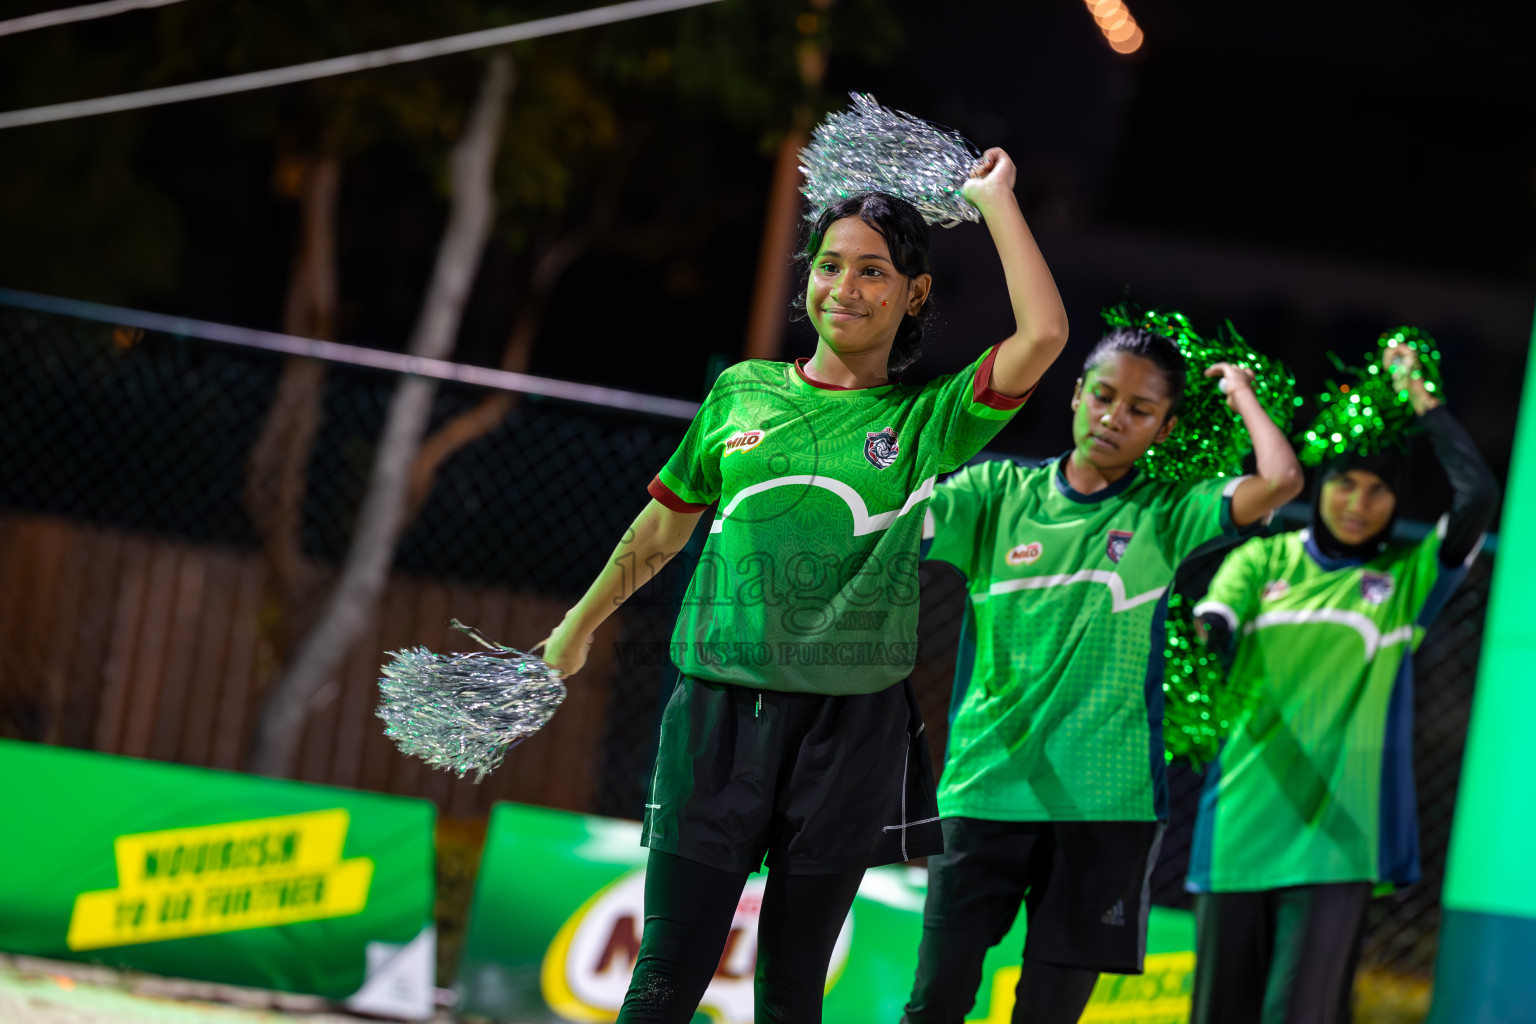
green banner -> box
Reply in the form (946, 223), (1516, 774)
(0, 740), (437, 1019)
(457, 802), (1195, 1023)
(1428, 310), (1536, 1022)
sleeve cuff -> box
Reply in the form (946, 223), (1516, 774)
(1192, 600), (1240, 635)
(648, 475), (709, 513)
(1219, 476), (1271, 535)
(973, 345), (1034, 411)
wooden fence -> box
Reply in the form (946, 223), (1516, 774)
(0, 513), (621, 818)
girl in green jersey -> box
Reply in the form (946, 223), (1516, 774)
(1188, 345), (1498, 1024)
(540, 148), (1071, 1024)
(905, 323), (1304, 1024)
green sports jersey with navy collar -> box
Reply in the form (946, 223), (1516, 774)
(1186, 522), (1478, 893)
(647, 346), (1027, 696)
(924, 456), (1253, 822)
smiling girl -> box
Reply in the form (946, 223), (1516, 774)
(904, 324), (1304, 1024)
(539, 148), (1069, 1023)
(1186, 343), (1498, 1024)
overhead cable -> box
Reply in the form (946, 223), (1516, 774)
(0, 288), (701, 420)
(0, 0), (723, 130)
(0, 0), (187, 40)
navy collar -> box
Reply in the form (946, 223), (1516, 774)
(1053, 451), (1140, 504)
(1301, 527), (1371, 571)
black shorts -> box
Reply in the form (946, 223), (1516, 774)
(923, 817), (1164, 974)
(640, 675), (942, 874)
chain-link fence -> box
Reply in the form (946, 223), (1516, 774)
(0, 297), (1491, 981)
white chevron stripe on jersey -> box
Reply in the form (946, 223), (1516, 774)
(1242, 609), (1416, 659)
(980, 570), (1167, 614)
(710, 475), (937, 536)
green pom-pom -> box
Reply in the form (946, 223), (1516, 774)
(1100, 306), (1298, 483)
(1161, 593), (1262, 767)
(1298, 326), (1445, 466)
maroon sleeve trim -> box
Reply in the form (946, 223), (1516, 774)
(973, 344), (1034, 410)
(648, 475), (709, 513)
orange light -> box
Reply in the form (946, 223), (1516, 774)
(1109, 28), (1143, 53)
(796, 12), (818, 33)
(1086, 0), (1142, 54)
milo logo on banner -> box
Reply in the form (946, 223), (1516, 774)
(67, 808), (374, 950)
(539, 870), (852, 1023)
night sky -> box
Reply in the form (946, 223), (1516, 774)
(2, 0), (1533, 525)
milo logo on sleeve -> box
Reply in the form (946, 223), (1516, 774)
(1006, 542), (1043, 566)
(722, 429), (767, 457)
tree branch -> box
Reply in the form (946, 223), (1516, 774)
(400, 138), (635, 522)
(246, 53), (514, 777)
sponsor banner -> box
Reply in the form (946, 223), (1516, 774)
(0, 740), (436, 1018)
(457, 802), (1196, 1022)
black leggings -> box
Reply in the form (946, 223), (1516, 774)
(904, 928), (1100, 1024)
(1191, 883), (1371, 1024)
(617, 849), (865, 1024)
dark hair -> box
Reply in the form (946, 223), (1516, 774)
(795, 192), (933, 375)
(1081, 326), (1188, 415)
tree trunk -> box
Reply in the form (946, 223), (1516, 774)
(246, 155), (341, 654)
(401, 143), (631, 522)
(741, 129), (807, 360)
(401, 229), (582, 519)
(246, 53), (514, 777)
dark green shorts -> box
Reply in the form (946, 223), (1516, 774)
(641, 674), (941, 874)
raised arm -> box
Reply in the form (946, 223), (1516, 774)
(539, 499), (704, 677)
(962, 148), (1070, 398)
(1385, 345), (1500, 566)
(1206, 363), (1306, 527)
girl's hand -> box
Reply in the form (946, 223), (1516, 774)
(1383, 344), (1440, 413)
(1383, 344), (1420, 379)
(1205, 362), (1257, 411)
(536, 614), (594, 679)
(962, 147), (1018, 213)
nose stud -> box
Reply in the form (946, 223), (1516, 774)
(881, 300), (888, 307)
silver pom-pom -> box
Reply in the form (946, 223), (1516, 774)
(799, 93), (982, 228)
(377, 620), (566, 782)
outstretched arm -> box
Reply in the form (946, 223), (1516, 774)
(962, 148), (1070, 398)
(1385, 346), (1499, 566)
(539, 500), (703, 677)
(1207, 363), (1306, 527)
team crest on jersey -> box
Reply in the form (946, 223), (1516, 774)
(864, 427), (900, 469)
(722, 428), (767, 457)
(1361, 571), (1395, 605)
(1106, 530), (1133, 564)
(1262, 579), (1291, 601)
(1006, 542), (1043, 566)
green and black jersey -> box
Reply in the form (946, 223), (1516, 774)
(924, 457), (1254, 822)
(648, 347), (1028, 696)
(1187, 406), (1498, 892)
(1188, 525), (1477, 891)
